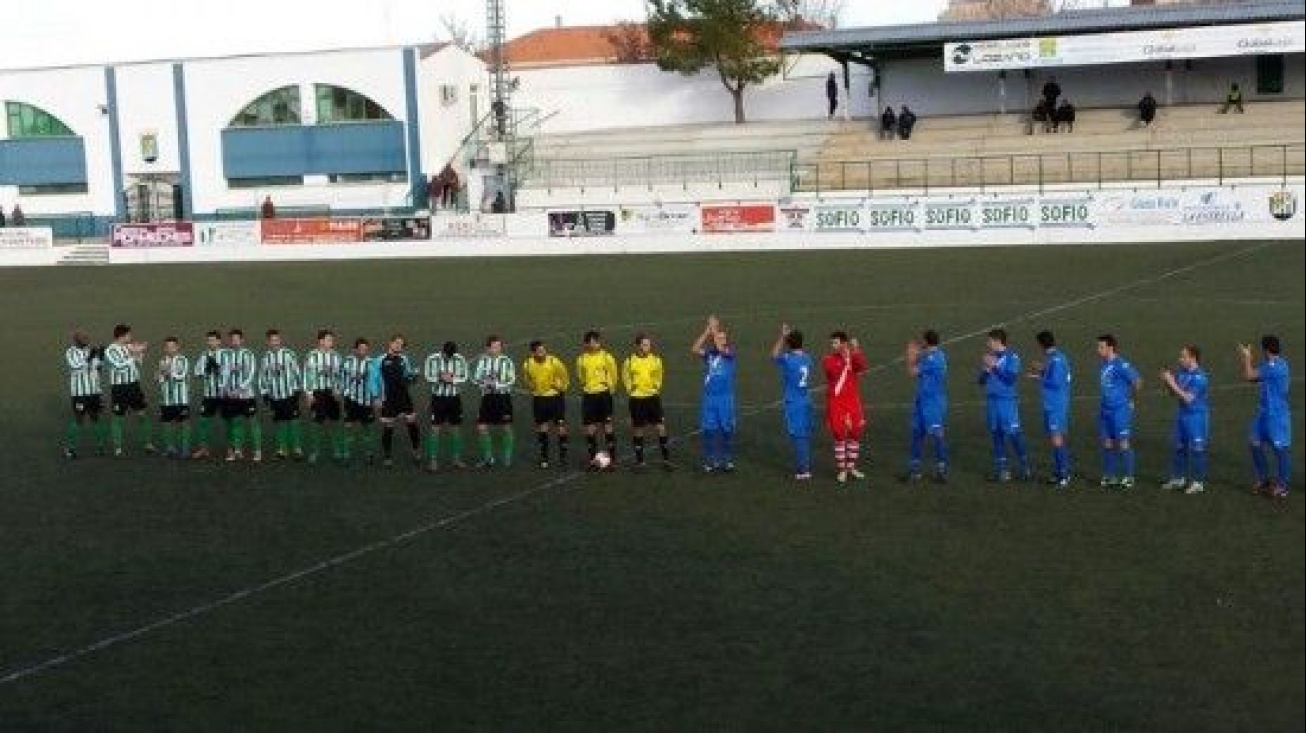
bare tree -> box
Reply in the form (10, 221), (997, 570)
(602, 21), (654, 63)
(773, 0), (846, 28)
(438, 13), (484, 52)
(939, 0), (1050, 21)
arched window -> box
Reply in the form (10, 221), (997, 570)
(228, 86), (302, 127)
(5, 101), (75, 137)
(314, 85), (394, 123)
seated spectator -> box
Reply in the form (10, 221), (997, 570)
(1219, 82), (1244, 114)
(897, 105), (917, 140)
(879, 105), (897, 140)
(439, 164), (460, 209)
(490, 191), (507, 213)
(427, 173), (444, 211)
(0, 207), (6, 228)
(260, 195), (276, 219)
(1053, 99), (1076, 133)
(1138, 91), (1157, 127)
(1031, 99), (1053, 133)
(11, 204), (26, 226)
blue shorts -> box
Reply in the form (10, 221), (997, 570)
(1174, 413), (1209, 449)
(701, 396), (736, 432)
(783, 402), (812, 439)
(1043, 405), (1069, 436)
(1248, 412), (1291, 449)
(912, 401), (946, 435)
(986, 399), (1021, 434)
(1099, 405), (1133, 441)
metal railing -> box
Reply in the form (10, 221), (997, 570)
(522, 149), (797, 190)
(26, 212), (104, 241)
(792, 142), (1305, 195)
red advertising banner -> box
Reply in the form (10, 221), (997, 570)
(260, 218), (362, 244)
(111, 222), (195, 248)
(699, 204), (776, 234)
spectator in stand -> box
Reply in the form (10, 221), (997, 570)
(260, 196), (276, 219)
(1041, 76), (1061, 112)
(879, 105), (897, 140)
(491, 99), (507, 137)
(0, 207), (7, 228)
(439, 164), (460, 209)
(1053, 99), (1076, 133)
(491, 191), (507, 214)
(897, 105), (917, 140)
(826, 72), (839, 120)
(1031, 98), (1053, 133)
(11, 204), (26, 226)
(426, 173), (444, 211)
(1138, 91), (1158, 127)
(1219, 82), (1244, 114)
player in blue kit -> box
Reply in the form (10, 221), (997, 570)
(978, 328), (1029, 482)
(1029, 330), (1072, 488)
(904, 329), (948, 484)
(1160, 344), (1209, 494)
(771, 324), (814, 481)
(692, 314), (737, 472)
(1097, 334), (1143, 489)
(1240, 335), (1292, 498)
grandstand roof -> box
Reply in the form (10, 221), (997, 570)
(781, 0), (1306, 59)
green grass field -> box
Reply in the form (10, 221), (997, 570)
(1, 241), (1303, 731)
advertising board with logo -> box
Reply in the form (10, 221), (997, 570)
(1038, 198), (1094, 228)
(548, 210), (617, 237)
(617, 205), (697, 234)
(261, 218), (362, 244)
(434, 214), (506, 238)
(946, 21), (1304, 72)
(922, 201), (975, 230)
(195, 221), (259, 247)
(700, 204), (776, 234)
(0, 227), (55, 249)
(977, 199), (1036, 229)
(111, 222), (195, 248)
(361, 217), (432, 241)
(864, 203), (918, 232)
(778, 204), (811, 230)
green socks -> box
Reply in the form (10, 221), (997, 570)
(196, 416), (211, 449)
(502, 431), (515, 464)
(111, 415), (125, 452)
(478, 432), (493, 461)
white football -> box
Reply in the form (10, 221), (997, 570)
(592, 451), (612, 469)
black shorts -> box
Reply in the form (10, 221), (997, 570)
(223, 398), (257, 419)
(581, 392), (614, 425)
(269, 396), (300, 422)
(72, 395), (103, 418)
(110, 383), (147, 416)
(160, 404), (191, 423)
(532, 395), (566, 426)
(311, 391), (341, 423)
(429, 395), (463, 425)
(344, 399), (376, 425)
(628, 396), (665, 427)
(380, 393), (415, 419)
(477, 393), (513, 426)
(199, 397), (223, 418)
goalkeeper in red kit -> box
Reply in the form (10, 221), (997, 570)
(823, 330), (868, 483)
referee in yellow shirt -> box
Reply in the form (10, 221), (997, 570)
(576, 330), (619, 467)
(623, 333), (673, 469)
(523, 339), (570, 468)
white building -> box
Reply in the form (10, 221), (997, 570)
(0, 44), (485, 233)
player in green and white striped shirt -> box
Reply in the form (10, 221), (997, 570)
(64, 330), (106, 458)
(472, 334), (516, 468)
(190, 330), (225, 460)
(260, 329), (304, 460)
(155, 336), (191, 458)
(219, 328), (262, 462)
(303, 329), (345, 464)
(104, 324), (155, 456)
(340, 337), (380, 464)
(424, 340), (469, 471)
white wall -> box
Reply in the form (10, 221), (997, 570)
(514, 57), (874, 134)
(0, 65), (116, 216)
(114, 62), (179, 177)
(417, 45), (486, 186)
(181, 48), (412, 214)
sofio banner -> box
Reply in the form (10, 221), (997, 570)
(111, 223), (195, 248)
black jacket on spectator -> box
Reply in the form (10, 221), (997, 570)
(897, 106), (917, 140)
(1138, 93), (1157, 125)
(1053, 101), (1076, 131)
(880, 106), (896, 133)
(1042, 80), (1061, 105)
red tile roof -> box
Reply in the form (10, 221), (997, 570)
(497, 21), (818, 69)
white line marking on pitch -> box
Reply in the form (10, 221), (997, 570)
(0, 241), (1277, 687)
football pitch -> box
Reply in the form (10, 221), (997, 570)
(1, 240), (1303, 730)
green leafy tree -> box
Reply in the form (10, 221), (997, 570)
(646, 0), (783, 123)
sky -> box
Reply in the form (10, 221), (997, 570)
(2, 0), (951, 71)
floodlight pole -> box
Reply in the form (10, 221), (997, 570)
(486, 0), (516, 212)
